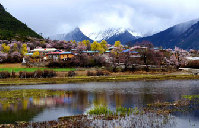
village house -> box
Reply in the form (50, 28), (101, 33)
(23, 48), (57, 64)
(47, 52), (74, 61)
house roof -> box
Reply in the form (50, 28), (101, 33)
(82, 51), (99, 53)
(59, 52), (73, 54)
(47, 51), (73, 55)
(123, 49), (130, 53)
(131, 51), (139, 54)
(186, 57), (199, 60)
(25, 53), (33, 56)
(31, 48), (57, 52)
(122, 49), (138, 54)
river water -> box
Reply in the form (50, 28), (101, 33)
(0, 80), (199, 127)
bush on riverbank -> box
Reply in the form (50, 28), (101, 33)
(87, 70), (110, 76)
(0, 71), (10, 78)
(68, 71), (76, 77)
(19, 70), (56, 78)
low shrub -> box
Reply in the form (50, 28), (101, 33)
(19, 70), (56, 78)
(96, 70), (104, 76)
(68, 71), (76, 77)
(43, 70), (56, 78)
(19, 71), (33, 78)
(87, 71), (96, 76)
(11, 71), (16, 78)
(0, 71), (10, 79)
(96, 70), (110, 76)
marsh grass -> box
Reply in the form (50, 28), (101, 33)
(88, 106), (141, 117)
(88, 106), (113, 116)
(183, 95), (199, 100)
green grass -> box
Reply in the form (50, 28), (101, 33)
(0, 68), (76, 72)
(88, 106), (140, 116)
(182, 95), (199, 100)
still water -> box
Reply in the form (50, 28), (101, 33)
(0, 80), (199, 127)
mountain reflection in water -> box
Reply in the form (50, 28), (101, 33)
(0, 80), (199, 127)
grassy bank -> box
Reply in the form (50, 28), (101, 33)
(0, 74), (199, 86)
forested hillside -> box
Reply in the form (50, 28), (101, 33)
(0, 4), (42, 41)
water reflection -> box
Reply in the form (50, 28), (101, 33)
(0, 80), (199, 125)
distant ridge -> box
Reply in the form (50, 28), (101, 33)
(130, 19), (199, 49)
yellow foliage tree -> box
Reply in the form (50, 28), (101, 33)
(32, 51), (40, 58)
(21, 44), (28, 55)
(100, 40), (108, 51)
(114, 41), (122, 47)
(91, 41), (105, 54)
(13, 43), (18, 52)
(112, 41), (123, 55)
(91, 41), (99, 51)
(40, 40), (46, 44)
(1, 43), (10, 53)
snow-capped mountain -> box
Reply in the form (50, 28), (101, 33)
(86, 28), (141, 41)
(49, 27), (141, 45)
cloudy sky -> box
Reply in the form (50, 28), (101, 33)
(1, 0), (199, 37)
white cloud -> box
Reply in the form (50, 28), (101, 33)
(1, 0), (199, 36)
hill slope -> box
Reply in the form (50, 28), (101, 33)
(106, 30), (138, 45)
(0, 4), (42, 40)
(130, 19), (199, 49)
(176, 21), (199, 49)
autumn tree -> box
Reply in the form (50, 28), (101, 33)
(1, 43), (10, 53)
(32, 51), (40, 58)
(21, 44), (28, 55)
(114, 41), (122, 47)
(91, 41), (99, 51)
(91, 41), (106, 54)
(100, 40), (108, 51)
(112, 41), (123, 55)
(82, 40), (91, 50)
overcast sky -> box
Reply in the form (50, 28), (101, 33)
(1, 0), (199, 37)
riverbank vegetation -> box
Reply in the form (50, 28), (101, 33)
(0, 74), (198, 86)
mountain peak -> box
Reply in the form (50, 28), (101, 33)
(49, 27), (93, 42)
(73, 27), (81, 32)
